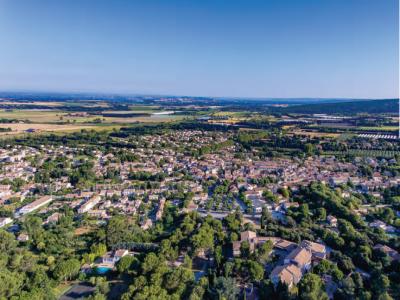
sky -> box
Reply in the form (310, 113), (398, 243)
(0, 0), (398, 98)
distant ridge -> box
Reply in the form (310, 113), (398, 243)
(270, 99), (399, 114)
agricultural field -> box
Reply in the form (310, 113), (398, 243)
(0, 109), (189, 125)
(358, 126), (398, 132)
(291, 130), (340, 138)
(0, 123), (98, 136)
(323, 149), (400, 158)
(0, 109), (97, 123)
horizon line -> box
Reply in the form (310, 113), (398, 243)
(0, 89), (398, 101)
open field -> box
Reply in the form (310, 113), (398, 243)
(54, 282), (76, 299)
(0, 123), (97, 136)
(323, 149), (400, 158)
(0, 109), (98, 123)
(358, 126), (399, 132)
(291, 130), (340, 138)
(0, 109), (189, 124)
(102, 114), (188, 123)
(0, 101), (64, 107)
(129, 105), (161, 112)
(74, 226), (94, 236)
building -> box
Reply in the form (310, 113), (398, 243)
(233, 231), (257, 256)
(101, 249), (129, 265)
(18, 195), (53, 215)
(78, 195), (101, 214)
(284, 247), (312, 271)
(0, 217), (13, 227)
(327, 215), (338, 227)
(374, 244), (400, 261)
(45, 212), (61, 224)
(369, 220), (396, 233)
(17, 233), (29, 242)
(270, 264), (302, 288)
(299, 240), (327, 261)
(156, 198), (166, 220)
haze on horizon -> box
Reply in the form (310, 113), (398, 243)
(0, 0), (398, 99)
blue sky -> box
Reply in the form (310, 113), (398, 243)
(0, 0), (398, 98)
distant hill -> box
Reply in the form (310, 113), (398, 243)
(270, 99), (398, 115)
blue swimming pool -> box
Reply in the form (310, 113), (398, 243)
(96, 266), (112, 274)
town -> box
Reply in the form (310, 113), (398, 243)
(0, 120), (399, 299)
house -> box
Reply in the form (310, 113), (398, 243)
(78, 195), (101, 214)
(141, 218), (153, 230)
(281, 201), (299, 212)
(114, 249), (129, 261)
(270, 264), (303, 288)
(299, 240), (327, 261)
(18, 195), (53, 215)
(241, 230), (257, 242)
(284, 247), (312, 271)
(0, 217), (13, 227)
(102, 249), (129, 265)
(329, 175), (349, 187)
(327, 215), (338, 227)
(369, 220), (396, 233)
(17, 233), (29, 242)
(373, 244), (400, 261)
(102, 253), (115, 264)
(232, 231), (257, 256)
(45, 212), (61, 224)
(274, 239), (298, 253)
(156, 198), (166, 220)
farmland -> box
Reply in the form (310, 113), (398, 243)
(323, 149), (400, 158)
(0, 123), (98, 136)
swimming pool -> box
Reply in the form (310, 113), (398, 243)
(96, 266), (112, 274)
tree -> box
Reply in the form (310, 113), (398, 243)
(304, 143), (315, 155)
(298, 273), (329, 300)
(106, 216), (130, 247)
(260, 206), (272, 228)
(240, 241), (251, 258)
(335, 277), (355, 299)
(117, 255), (139, 274)
(0, 229), (17, 253)
(90, 243), (107, 260)
(371, 274), (390, 296)
(142, 252), (161, 274)
(316, 208), (327, 220)
(263, 190), (278, 202)
(256, 240), (273, 264)
(164, 267), (194, 293)
(247, 261), (264, 282)
(0, 269), (24, 299)
(53, 258), (81, 281)
(278, 187), (290, 198)
(191, 223), (214, 254)
(377, 293), (393, 300)
(208, 277), (239, 300)
(189, 277), (208, 300)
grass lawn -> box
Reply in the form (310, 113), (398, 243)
(54, 282), (75, 298)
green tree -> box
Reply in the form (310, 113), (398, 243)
(0, 269), (24, 299)
(117, 255), (139, 274)
(53, 258), (81, 281)
(298, 273), (329, 300)
(208, 277), (239, 300)
(247, 261), (264, 282)
(0, 229), (17, 253)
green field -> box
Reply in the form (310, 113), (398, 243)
(323, 149), (400, 158)
(358, 126), (398, 132)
